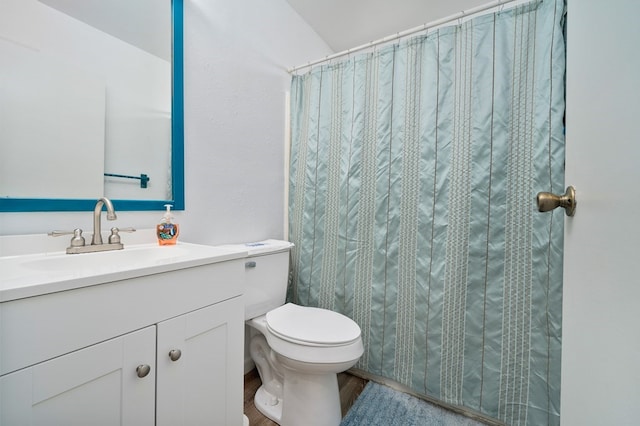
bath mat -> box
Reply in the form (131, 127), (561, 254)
(340, 382), (485, 426)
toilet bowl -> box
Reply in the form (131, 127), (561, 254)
(249, 303), (363, 426)
(228, 240), (364, 426)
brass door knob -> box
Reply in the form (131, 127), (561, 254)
(536, 186), (576, 216)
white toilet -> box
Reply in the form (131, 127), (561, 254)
(238, 240), (363, 426)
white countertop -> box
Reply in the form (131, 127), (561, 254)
(0, 241), (248, 302)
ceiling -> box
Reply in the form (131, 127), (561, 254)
(37, 0), (504, 65)
(285, 0), (496, 52)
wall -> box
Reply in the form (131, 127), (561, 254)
(180, 0), (331, 244)
(0, 0), (332, 246)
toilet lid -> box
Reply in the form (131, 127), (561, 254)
(266, 303), (361, 346)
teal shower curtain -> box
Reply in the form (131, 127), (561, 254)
(288, 1), (566, 425)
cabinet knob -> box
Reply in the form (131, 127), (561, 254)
(136, 364), (151, 378)
(169, 349), (182, 361)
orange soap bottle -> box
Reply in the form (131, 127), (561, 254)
(157, 204), (179, 245)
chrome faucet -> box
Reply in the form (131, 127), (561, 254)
(49, 197), (135, 254)
(92, 197), (117, 245)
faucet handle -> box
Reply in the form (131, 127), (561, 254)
(48, 230), (73, 237)
(108, 227), (136, 244)
(116, 227), (136, 233)
(48, 229), (86, 248)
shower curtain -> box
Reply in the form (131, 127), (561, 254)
(288, 0), (566, 424)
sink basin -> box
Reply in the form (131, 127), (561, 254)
(0, 243), (248, 302)
(23, 245), (192, 271)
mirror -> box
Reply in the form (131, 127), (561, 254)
(0, 0), (184, 212)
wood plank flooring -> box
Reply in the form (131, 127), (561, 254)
(244, 369), (368, 426)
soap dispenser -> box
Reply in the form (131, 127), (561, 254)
(157, 204), (179, 245)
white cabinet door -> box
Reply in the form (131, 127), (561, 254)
(156, 297), (244, 426)
(0, 326), (156, 426)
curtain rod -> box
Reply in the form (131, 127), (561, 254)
(288, 0), (521, 74)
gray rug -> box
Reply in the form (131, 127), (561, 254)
(340, 382), (485, 426)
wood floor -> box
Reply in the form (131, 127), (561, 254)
(244, 369), (368, 426)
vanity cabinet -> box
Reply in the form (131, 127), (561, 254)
(0, 326), (157, 425)
(156, 298), (243, 426)
(0, 255), (245, 426)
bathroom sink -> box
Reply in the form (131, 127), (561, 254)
(0, 243), (248, 302)
(22, 244), (192, 271)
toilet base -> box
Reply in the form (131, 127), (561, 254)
(254, 371), (343, 426)
(280, 369), (342, 426)
(254, 385), (283, 424)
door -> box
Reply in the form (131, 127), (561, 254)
(561, 1), (640, 425)
(156, 297), (244, 426)
(0, 326), (156, 426)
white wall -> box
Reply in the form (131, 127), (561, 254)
(180, 0), (331, 245)
(0, 0), (332, 246)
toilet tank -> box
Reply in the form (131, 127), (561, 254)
(224, 240), (294, 320)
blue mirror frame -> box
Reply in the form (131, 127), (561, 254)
(0, 0), (184, 212)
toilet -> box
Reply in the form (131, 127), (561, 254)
(237, 240), (363, 426)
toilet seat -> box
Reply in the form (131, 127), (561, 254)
(266, 303), (361, 347)
(249, 303), (364, 365)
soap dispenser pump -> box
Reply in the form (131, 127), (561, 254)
(157, 204), (179, 245)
